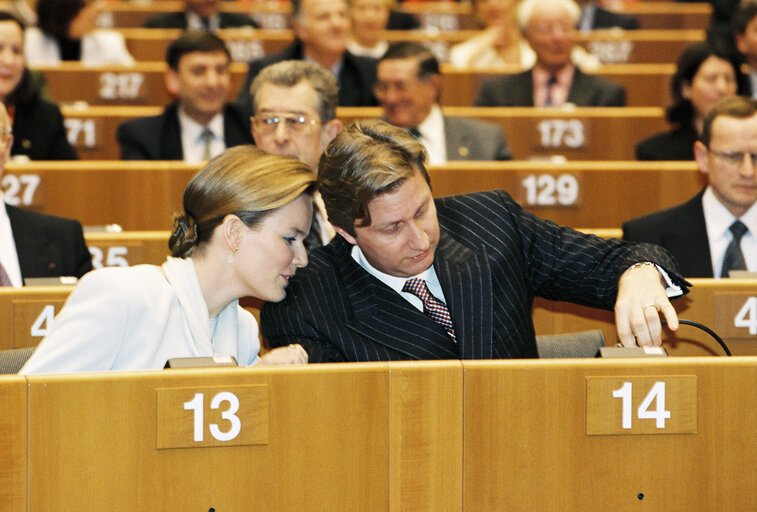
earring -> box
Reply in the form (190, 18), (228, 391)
(227, 245), (238, 264)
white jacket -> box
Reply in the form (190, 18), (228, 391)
(24, 27), (134, 66)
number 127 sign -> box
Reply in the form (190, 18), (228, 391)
(586, 376), (697, 435)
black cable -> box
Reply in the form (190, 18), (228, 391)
(661, 319), (732, 356)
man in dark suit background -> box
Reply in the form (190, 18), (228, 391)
(624, 96), (757, 278)
(376, 42), (511, 162)
(576, 0), (639, 31)
(0, 102), (91, 286)
(261, 120), (687, 362)
(475, 0), (625, 107)
(236, 0), (378, 116)
(143, 0), (259, 31)
(117, 31), (253, 162)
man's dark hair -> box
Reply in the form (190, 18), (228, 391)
(166, 30), (231, 70)
(380, 42), (440, 80)
(0, 11), (25, 29)
(733, 0), (757, 35)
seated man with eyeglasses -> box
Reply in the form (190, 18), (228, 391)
(623, 95), (757, 278)
(249, 60), (343, 251)
(117, 31), (254, 162)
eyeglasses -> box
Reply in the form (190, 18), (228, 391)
(708, 149), (757, 169)
(252, 113), (320, 133)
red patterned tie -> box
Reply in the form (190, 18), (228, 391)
(402, 278), (456, 342)
(0, 260), (13, 287)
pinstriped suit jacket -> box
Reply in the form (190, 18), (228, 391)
(261, 190), (686, 362)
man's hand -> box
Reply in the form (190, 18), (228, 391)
(614, 263), (679, 347)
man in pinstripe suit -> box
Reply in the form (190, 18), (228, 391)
(261, 120), (688, 362)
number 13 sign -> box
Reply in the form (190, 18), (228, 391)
(586, 376), (697, 435)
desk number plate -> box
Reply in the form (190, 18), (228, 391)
(586, 376), (697, 435)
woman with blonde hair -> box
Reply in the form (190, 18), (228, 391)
(22, 146), (314, 374)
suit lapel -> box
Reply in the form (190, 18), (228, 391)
(162, 104), (185, 160)
(665, 191), (714, 276)
(567, 69), (591, 105)
(434, 233), (493, 359)
(518, 70), (535, 106)
(443, 118), (471, 160)
(334, 238), (460, 359)
(7, 205), (51, 279)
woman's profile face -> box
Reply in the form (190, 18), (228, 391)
(234, 193), (313, 302)
(684, 55), (738, 120)
(0, 21), (25, 103)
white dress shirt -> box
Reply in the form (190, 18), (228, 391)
(0, 194), (25, 287)
(702, 187), (757, 277)
(178, 108), (226, 164)
(415, 105), (448, 166)
(350, 245), (448, 312)
(187, 11), (221, 31)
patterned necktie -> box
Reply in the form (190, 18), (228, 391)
(201, 128), (213, 161)
(0, 260), (13, 287)
(402, 278), (456, 342)
(545, 75), (557, 106)
(721, 220), (748, 278)
(408, 127), (422, 139)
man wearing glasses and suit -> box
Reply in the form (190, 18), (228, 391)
(249, 60), (342, 251)
(624, 96), (757, 278)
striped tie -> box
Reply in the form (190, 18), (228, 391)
(721, 220), (748, 277)
(402, 278), (456, 342)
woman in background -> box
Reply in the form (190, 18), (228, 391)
(0, 12), (76, 159)
(21, 146), (313, 374)
(636, 41), (743, 161)
(25, 0), (134, 65)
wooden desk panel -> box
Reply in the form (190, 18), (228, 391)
(85, 231), (171, 268)
(0, 287), (74, 350)
(36, 63), (248, 108)
(118, 28), (704, 65)
(26, 365), (392, 510)
(0, 377), (26, 512)
(2, 160), (703, 230)
(338, 106), (670, 160)
(426, 161), (704, 228)
(440, 64), (676, 107)
(463, 357), (757, 511)
(104, 1), (710, 32)
(2, 161), (198, 230)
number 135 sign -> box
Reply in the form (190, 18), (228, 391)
(586, 376), (697, 435)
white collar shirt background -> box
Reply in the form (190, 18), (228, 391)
(0, 192), (24, 287)
(702, 186), (757, 277)
(416, 105), (447, 166)
(178, 108), (226, 164)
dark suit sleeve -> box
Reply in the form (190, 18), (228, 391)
(116, 120), (152, 160)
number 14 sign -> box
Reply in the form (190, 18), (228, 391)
(586, 376), (697, 435)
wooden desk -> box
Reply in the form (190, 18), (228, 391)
(36, 62), (248, 108)
(2, 160), (198, 230)
(440, 64), (676, 107)
(7, 358), (755, 510)
(338, 106), (670, 160)
(0, 286), (74, 350)
(0, 376), (26, 512)
(463, 357), (757, 510)
(118, 28), (704, 65)
(24, 363), (463, 509)
(103, 1), (711, 32)
(85, 230), (170, 269)
(1, 160), (703, 229)
(534, 278), (757, 356)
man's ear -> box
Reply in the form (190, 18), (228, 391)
(694, 140), (710, 176)
(322, 119), (343, 146)
(332, 224), (357, 245)
(165, 69), (180, 98)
